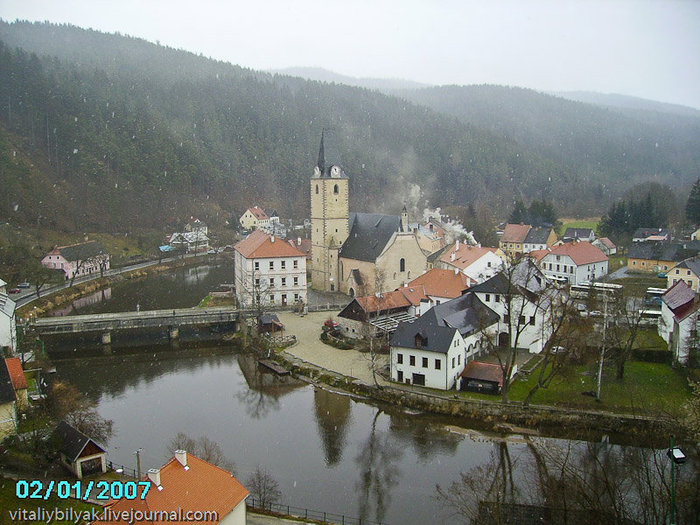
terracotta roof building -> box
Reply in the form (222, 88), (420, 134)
(531, 241), (608, 285)
(101, 451), (249, 524)
(499, 224), (557, 259)
(239, 206), (270, 231)
(4, 357), (27, 409)
(437, 241), (504, 283)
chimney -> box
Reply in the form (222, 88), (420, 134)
(456, 239), (460, 249)
(175, 450), (189, 470)
(454, 268), (459, 275)
(147, 468), (162, 489)
(450, 252), (456, 262)
(297, 237), (302, 246)
(270, 235), (275, 243)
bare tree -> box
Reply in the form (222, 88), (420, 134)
(604, 291), (646, 380)
(47, 381), (113, 443)
(167, 432), (236, 473)
(246, 465), (282, 509)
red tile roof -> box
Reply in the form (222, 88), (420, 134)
(460, 361), (503, 387)
(501, 224), (531, 243)
(288, 238), (312, 258)
(4, 358), (27, 390)
(247, 206), (269, 220)
(356, 290), (413, 312)
(539, 241), (608, 265)
(102, 453), (248, 524)
(663, 280), (699, 322)
(235, 230), (305, 259)
(439, 243), (498, 271)
(405, 268), (471, 298)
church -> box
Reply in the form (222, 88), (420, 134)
(310, 130), (428, 297)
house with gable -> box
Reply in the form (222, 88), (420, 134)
(239, 206), (270, 231)
(390, 292), (499, 389)
(0, 292), (17, 354)
(4, 357), (27, 410)
(667, 256), (700, 291)
(659, 280), (699, 365)
(41, 241), (110, 280)
(633, 227), (671, 242)
(436, 240), (505, 283)
(234, 230), (307, 307)
(499, 224), (557, 259)
(530, 241), (609, 285)
(53, 420), (107, 478)
(627, 242), (699, 275)
(593, 237), (617, 256)
(563, 228), (596, 243)
(101, 450), (249, 525)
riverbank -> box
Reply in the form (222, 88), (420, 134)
(273, 311), (679, 447)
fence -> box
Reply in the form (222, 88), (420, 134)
(247, 497), (387, 525)
(107, 460), (138, 479)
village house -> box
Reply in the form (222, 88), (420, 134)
(53, 420), (107, 478)
(337, 268), (471, 337)
(4, 357), (27, 410)
(239, 206), (270, 231)
(234, 230), (307, 307)
(632, 227), (671, 243)
(667, 256), (700, 291)
(310, 130), (428, 295)
(410, 219), (448, 255)
(168, 218), (210, 253)
(562, 227), (596, 243)
(101, 451), (249, 525)
(41, 241), (110, 280)
(436, 240), (505, 283)
(0, 360), (17, 439)
(0, 292), (17, 354)
(627, 242), (698, 275)
(659, 280), (699, 365)
(499, 224), (557, 259)
(592, 237), (617, 256)
(530, 241), (609, 285)
(390, 292), (499, 389)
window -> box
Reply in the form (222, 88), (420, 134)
(556, 264), (560, 272)
(487, 261), (492, 267)
(675, 269), (680, 274)
(293, 260), (298, 269)
(422, 357), (428, 368)
(281, 261), (286, 269)
(519, 315), (526, 325)
(255, 278), (260, 286)
(281, 278), (286, 286)
(397, 371), (403, 382)
(315, 184), (319, 194)
(457, 355), (461, 365)
(495, 295), (500, 302)
(397, 353), (403, 364)
(485, 294), (490, 302)
(435, 359), (441, 370)
(254, 261), (259, 271)
(294, 293), (299, 301)
(409, 355), (415, 366)
(400, 258), (406, 272)
(529, 315), (536, 325)
(294, 277), (299, 286)
(270, 295), (274, 302)
(269, 278), (275, 287)
(451, 357), (455, 368)
(504, 314), (510, 323)
(269, 261), (274, 270)
(333, 184), (339, 194)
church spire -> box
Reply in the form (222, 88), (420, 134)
(315, 129), (345, 178)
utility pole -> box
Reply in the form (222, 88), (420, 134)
(596, 294), (609, 401)
(134, 448), (143, 479)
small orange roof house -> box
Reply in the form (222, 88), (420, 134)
(437, 241), (505, 283)
(101, 451), (249, 524)
(4, 357), (28, 410)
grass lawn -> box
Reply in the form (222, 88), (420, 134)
(507, 360), (691, 415)
(0, 477), (102, 525)
(557, 218), (599, 236)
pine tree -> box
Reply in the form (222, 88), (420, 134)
(687, 178), (700, 225)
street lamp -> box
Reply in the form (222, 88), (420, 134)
(667, 436), (686, 525)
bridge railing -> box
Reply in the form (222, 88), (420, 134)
(246, 497), (387, 525)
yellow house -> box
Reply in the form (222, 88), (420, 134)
(627, 243), (696, 275)
(239, 206), (270, 231)
(499, 224), (557, 259)
(667, 257), (700, 291)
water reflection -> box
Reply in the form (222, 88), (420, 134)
(51, 288), (112, 316)
(236, 353), (305, 418)
(313, 388), (351, 466)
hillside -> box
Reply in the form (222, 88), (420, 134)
(0, 20), (698, 234)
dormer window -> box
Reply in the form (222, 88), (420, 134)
(415, 334), (427, 348)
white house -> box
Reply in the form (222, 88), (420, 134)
(0, 358), (17, 439)
(234, 230), (307, 307)
(659, 280), (698, 365)
(530, 241), (608, 285)
(436, 241), (505, 283)
(0, 293), (17, 354)
(168, 230), (210, 253)
(41, 241), (110, 280)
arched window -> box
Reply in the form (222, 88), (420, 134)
(400, 258), (406, 272)
(333, 184), (339, 194)
(315, 184), (319, 194)
(349, 287), (355, 298)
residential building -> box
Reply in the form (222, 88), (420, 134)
(499, 224), (557, 259)
(632, 227), (670, 243)
(54, 420), (107, 478)
(667, 256), (700, 291)
(234, 230), (307, 307)
(4, 358), (27, 410)
(436, 240), (505, 283)
(101, 451), (249, 525)
(41, 241), (110, 280)
(239, 206), (270, 231)
(530, 241), (609, 285)
(0, 360), (17, 439)
(168, 229), (210, 253)
(691, 227), (700, 241)
(310, 130), (428, 294)
(0, 278), (6, 294)
(0, 293), (17, 354)
(627, 242), (699, 274)
(592, 237), (617, 256)
(460, 361), (503, 394)
(659, 280), (698, 365)
(563, 228), (596, 243)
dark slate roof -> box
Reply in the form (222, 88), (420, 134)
(676, 256), (700, 277)
(391, 315), (458, 354)
(0, 360), (15, 404)
(563, 228), (594, 239)
(633, 227), (669, 239)
(427, 244), (451, 264)
(314, 129), (346, 178)
(627, 242), (697, 262)
(340, 213), (401, 262)
(258, 313), (281, 325)
(59, 241), (107, 262)
(523, 227), (551, 245)
(468, 260), (547, 297)
(426, 292), (500, 337)
(54, 420), (106, 463)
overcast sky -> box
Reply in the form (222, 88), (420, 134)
(1, 0), (699, 108)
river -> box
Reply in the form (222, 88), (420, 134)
(46, 259), (692, 524)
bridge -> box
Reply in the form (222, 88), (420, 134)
(32, 307), (240, 344)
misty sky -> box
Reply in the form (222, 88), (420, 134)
(1, 0), (699, 108)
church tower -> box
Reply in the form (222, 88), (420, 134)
(310, 129), (349, 292)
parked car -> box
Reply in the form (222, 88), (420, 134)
(8, 288), (21, 294)
(18, 282), (31, 288)
(322, 319), (341, 333)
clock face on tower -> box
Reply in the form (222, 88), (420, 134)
(331, 165), (340, 177)
(314, 166), (321, 177)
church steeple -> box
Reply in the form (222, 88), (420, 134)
(315, 128), (346, 179)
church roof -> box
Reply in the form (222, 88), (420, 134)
(340, 212), (401, 263)
(315, 129), (346, 178)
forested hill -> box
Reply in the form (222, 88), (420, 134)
(0, 20), (698, 234)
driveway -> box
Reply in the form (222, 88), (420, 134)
(276, 311), (388, 386)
